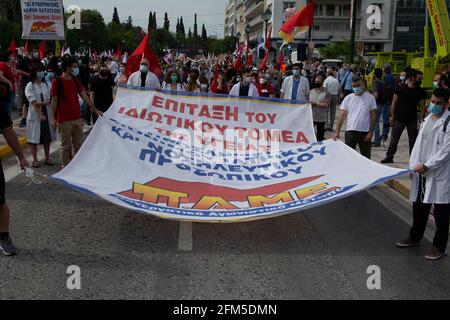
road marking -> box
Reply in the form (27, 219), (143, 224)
(178, 221), (193, 251)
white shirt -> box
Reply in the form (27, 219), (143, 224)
(229, 82), (260, 97)
(162, 82), (185, 92)
(280, 75), (310, 101)
(127, 71), (161, 90)
(323, 76), (341, 95)
(25, 81), (51, 106)
(340, 92), (377, 132)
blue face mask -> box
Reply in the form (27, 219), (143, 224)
(428, 103), (443, 115)
(46, 72), (55, 80)
(71, 67), (80, 77)
(140, 65), (148, 73)
(353, 87), (363, 95)
(36, 71), (45, 79)
(293, 69), (300, 77)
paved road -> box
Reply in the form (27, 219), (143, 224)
(0, 149), (449, 300)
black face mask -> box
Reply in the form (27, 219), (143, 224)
(416, 80), (423, 87)
(100, 71), (108, 77)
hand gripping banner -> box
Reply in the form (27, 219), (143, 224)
(52, 87), (409, 223)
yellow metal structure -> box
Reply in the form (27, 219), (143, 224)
(366, 0), (450, 89)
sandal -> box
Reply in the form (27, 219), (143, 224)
(32, 161), (40, 168)
(44, 160), (55, 166)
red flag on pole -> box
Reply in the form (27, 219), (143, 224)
(279, 49), (284, 66)
(116, 46), (123, 62)
(246, 51), (254, 68)
(38, 41), (46, 60)
(259, 27), (272, 71)
(211, 63), (219, 93)
(233, 56), (242, 72)
(24, 40), (30, 54)
(125, 33), (161, 80)
(279, 0), (314, 44)
(8, 38), (17, 57)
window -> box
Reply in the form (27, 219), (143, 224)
(343, 5), (351, 17)
(283, 1), (295, 11)
(326, 4), (336, 16)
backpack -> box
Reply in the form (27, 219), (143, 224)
(374, 79), (389, 104)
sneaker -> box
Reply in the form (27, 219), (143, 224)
(372, 142), (381, 147)
(425, 247), (446, 261)
(0, 237), (17, 256)
(396, 237), (421, 248)
(381, 157), (394, 164)
(19, 118), (26, 128)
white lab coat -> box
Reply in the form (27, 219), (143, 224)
(410, 109), (450, 204)
(281, 75), (310, 102)
(25, 81), (54, 144)
(127, 71), (161, 90)
(229, 82), (259, 97)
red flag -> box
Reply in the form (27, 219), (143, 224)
(233, 56), (242, 72)
(211, 63), (219, 93)
(116, 46), (122, 62)
(125, 33), (161, 79)
(279, 49), (284, 66)
(246, 51), (253, 67)
(38, 41), (46, 60)
(279, 0), (314, 44)
(259, 27), (272, 71)
(24, 40), (30, 54)
(8, 38), (17, 57)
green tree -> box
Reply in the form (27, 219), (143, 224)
(179, 17), (185, 36)
(153, 12), (157, 30)
(318, 41), (350, 60)
(112, 7), (120, 24)
(0, 19), (20, 49)
(164, 12), (170, 31)
(67, 9), (108, 51)
(4, 0), (21, 21)
(148, 11), (153, 31)
(126, 16), (133, 29)
(201, 24), (207, 42)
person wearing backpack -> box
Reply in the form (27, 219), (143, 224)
(51, 56), (103, 168)
(396, 88), (450, 261)
(372, 68), (391, 147)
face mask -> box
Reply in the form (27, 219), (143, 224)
(400, 76), (406, 81)
(32, 53), (39, 59)
(428, 103), (443, 115)
(171, 75), (178, 83)
(71, 67), (80, 77)
(236, 77), (242, 83)
(201, 84), (208, 91)
(259, 78), (266, 85)
(46, 72), (55, 80)
(244, 77), (251, 85)
(187, 78), (192, 84)
(119, 67), (125, 73)
(293, 69), (300, 77)
(140, 65), (148, 73)
(353, 87), (363, 95)
(265, 74), (271, 79)
(433, 81), (439, 89)
(415, 80), (422, 87)
(36, 71), (45, 79)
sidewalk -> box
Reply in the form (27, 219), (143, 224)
(0, 118), (28, 158)
(327, 109), (412, 198)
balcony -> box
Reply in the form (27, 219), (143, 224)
(244, 0), (264, 20)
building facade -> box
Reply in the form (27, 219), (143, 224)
(394, 0), (450, 54)
(225, 0), (398, 56)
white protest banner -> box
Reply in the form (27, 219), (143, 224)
(52, 88), (409, 223)
(21, 0), (65, 40)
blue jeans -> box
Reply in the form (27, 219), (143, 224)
(374, 103), (390, 144)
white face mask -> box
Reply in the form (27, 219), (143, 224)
(259, 78), (266, 85)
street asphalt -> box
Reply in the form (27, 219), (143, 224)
(0, 148), (449, 300)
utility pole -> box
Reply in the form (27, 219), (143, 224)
(349, 0), (358, 64)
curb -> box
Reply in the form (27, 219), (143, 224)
(0, 136), (28, 159)
(386, 179), (411, 198)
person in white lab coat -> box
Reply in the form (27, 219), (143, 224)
(24, 66), (54, 168)
(229, 69), (259, 98)
(280, 63), (310, 102)
(127, 58), (161, 90)
(397, 88), (450, 261)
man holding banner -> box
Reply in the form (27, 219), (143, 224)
(333, 76), (377, 159)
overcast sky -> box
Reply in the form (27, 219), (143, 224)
(65, 0), (227, 38)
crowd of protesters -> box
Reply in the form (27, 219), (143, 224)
(0, 46), (449, 260)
